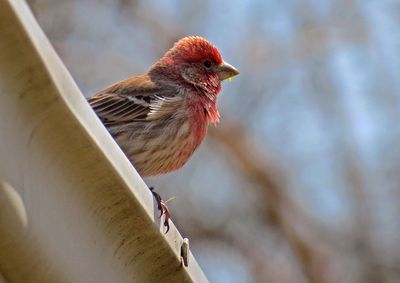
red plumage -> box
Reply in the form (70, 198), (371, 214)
(161, 36), (223, 65)
(88, 36), (238, 177)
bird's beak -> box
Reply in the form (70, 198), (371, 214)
(216, 61), (239, 81)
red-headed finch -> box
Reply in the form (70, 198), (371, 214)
(88, 36), (239, 230)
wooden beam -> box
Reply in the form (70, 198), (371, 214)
(0, 1), (208, 282)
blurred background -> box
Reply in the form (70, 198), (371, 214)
(27, 0), (400, 282)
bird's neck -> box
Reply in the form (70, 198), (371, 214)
(190, 87), (220, 122)
(184, 89), (219, 147)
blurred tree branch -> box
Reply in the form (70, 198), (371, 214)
(208, 120), (333, 283)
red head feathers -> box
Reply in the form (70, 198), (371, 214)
(163, 36), (223, 65)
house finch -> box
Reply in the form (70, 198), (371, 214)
(88, 36), (239, 231)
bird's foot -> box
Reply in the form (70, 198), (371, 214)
(150, 187), (171, 233)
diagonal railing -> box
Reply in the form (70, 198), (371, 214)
(0, 0), (208, 282)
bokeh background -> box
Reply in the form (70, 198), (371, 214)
(27, 1), (400, 282)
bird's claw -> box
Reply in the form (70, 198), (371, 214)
(150, 187), (171, 233)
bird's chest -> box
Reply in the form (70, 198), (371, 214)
(166, 114), (208, 165)
(129, 116), (208, 176)
(116, 100), (211, 177)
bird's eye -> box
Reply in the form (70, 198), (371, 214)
(203, 60), (212, 68)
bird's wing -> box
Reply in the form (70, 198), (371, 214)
(87, 75), (183, 126)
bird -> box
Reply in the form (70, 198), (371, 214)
(87, 36), (239, 231)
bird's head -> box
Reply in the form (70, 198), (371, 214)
(149, 36), (239, 94)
